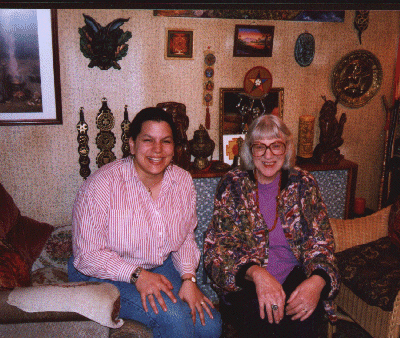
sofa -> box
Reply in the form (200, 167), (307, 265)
(0, 183), (152, 338)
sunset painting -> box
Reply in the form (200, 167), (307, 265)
(233, 25), (275, 57)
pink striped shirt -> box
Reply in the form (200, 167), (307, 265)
(72, 157), (200, 283)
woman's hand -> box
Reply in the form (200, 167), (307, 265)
(135, 270), (177, 314)
(178, 276), (215, 326)
(246, 265), (286, 324)
(285, 275), (326, 321)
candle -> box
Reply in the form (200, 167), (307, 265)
(297, 115), (315, 158)
(354, 197), (366, 215)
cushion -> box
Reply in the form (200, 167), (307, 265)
(36, 225), (72, 270)
(7, 282), (124, 329)
(335, 236), (400, 311)
(6, 216), (54, 268)
(0, 239), (31, 290)
(388, 196), (400, 249)
(0, 183), (20, 238)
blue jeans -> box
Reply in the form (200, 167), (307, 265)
(68, 256), (222, 338)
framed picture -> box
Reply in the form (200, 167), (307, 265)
(223, 134), (246, 165)
(165, 29), (193, 59)
(219, 87), (284, 160)
(0, 9), (62, 126)
(233, 25), (274, 57)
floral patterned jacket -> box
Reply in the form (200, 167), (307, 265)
(203, 167), (340, 320)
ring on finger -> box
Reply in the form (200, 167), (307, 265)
(200, 301), (205, 305)
(271, 304), (278, 311)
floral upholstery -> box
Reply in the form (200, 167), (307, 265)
(335, 236), (400, 311)
(33, 225), (72, 271)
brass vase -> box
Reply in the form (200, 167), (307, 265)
(189, 124), (215, 170)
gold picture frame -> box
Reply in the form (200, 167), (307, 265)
(165, 29), (193, 59)
(219, 87), (284, 160)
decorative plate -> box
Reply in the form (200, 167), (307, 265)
(294, 32), (315, 67)
(331, 49), (382, 108)
(204, 53), (216, 66)
(243, 66), (273, 98)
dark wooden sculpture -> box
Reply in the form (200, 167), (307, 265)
(313, 96), (347, 164)
(79, 14), (132, 70)
(156, 102), (191, 170)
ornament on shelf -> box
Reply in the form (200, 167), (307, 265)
(156, 101), (191, 170)
(76, 107), (91, 180)
(313, 96), (347, 165)
(203, 48), (216, 129)
(297, 115), (315, 163)
(95, 98), (116, 167)
(189, 124), (215, 171)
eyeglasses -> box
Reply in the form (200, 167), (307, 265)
(251, 142), (286, 157)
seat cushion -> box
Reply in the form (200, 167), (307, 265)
(335, 236), (400, 311)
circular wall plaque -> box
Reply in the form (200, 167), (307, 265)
(331, 49), (382, 108)
(294, 32), (315, 67)
(243, 66), (273, 98)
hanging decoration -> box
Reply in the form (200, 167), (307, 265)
(96, 98), (116, 167)
(235, 66), (273, 133)
(79, 14), (132, 70)
(121, 105), (131, 158)
(354, 11), (369, 44)
(203, 48), (216, 129)
(76, 107), (91, 180)
(294, 32), (315, 67)
(331, 49), (382, 108)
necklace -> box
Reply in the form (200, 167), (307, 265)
(254, 171), (281, 232)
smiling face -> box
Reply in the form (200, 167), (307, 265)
(252, 137), (286, 184)
(129, 120), (175, 183)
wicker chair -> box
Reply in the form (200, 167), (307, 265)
(328, 206), (400, 338)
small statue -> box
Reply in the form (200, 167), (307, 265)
(156, 102), (191, 170)
(189, 124), (215, 170)
(313, 96), (347, 164)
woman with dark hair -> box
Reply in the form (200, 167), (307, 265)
(204, 114), (339, 338)
(69, 107), (222, 338)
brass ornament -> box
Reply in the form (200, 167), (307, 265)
(331, 50), (382, 108)
(189, 124), (215, 170)
(354, 10), (369, 44)
(121, 105), (131, 158)
(96, 98), (116, 167)
(76, 107), (91, 180)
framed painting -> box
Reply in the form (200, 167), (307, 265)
(223, 134), (246, 165)
(0, 9), (62, 126)
(233, 25), (274, 57)
(219, 87), (284, 160)
(165, 29), (193, 59)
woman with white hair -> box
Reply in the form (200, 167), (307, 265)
(204, 114), (340, 338)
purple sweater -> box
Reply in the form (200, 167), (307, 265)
(258, 174), (299, 284)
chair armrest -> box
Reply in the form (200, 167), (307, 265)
(330, 206), (391, 253)
(0, 290), (87, 324)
